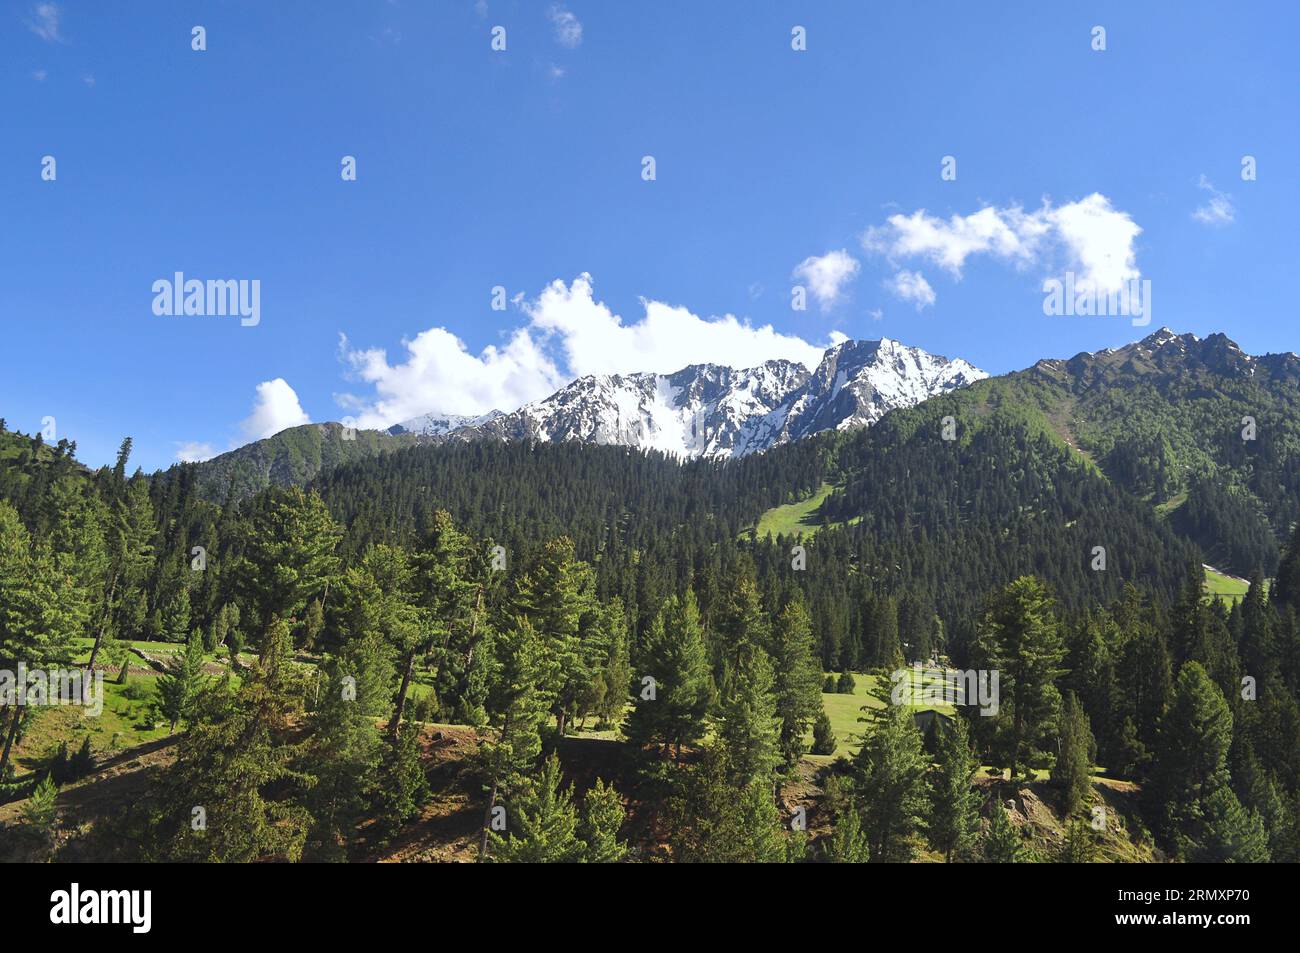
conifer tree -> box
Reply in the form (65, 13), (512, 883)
(0, 503), (87, 775)
(87, 478), (154, 672)
(982, 800), (1023, 862)
(772, 594), (823, 768)
(21, 774), (59, 847)
(974, 576), (1065, 780)
(853, 688), (928, 862)
(154, 618), (312, 862)
(1053, 691), (1095, 816)
(374, 720), (430, 843)
(811, 709), (837, 756)
(623, 592), (710, 759)
(1148, 661), (1233, 851)
(929, 715), (981, 862)
(511, 536), (595, 735)
(717, 642), (781, 786)
(1056, 818), (1098, 863)
(235, 486), (341, 645)
(823, 801), (871, 863)
(157, 630), (208, 733)
(490, 751), (584, 862)
(665, 743), (788, 863)
(477, 619), (556, 859)
(578, 778), (627, 862)
(305, 628), (393, 858)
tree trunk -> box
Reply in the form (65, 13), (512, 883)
(387, 649), (417, 737)
(0, 706), (22, 777)
(86, 575), (118, 672)
(478, 778), (499, 861)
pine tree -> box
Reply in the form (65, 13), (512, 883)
(305, 628), (393, 858)
(374, 720), (430, 842)
(334, 544), (420, 733)
(853, 693), (928, 862)
(157, 630), (208, 733)
(161, 587), (192, 644)
(974, 576), (1065, 780)
(20, 774), (59, 846)
(87, 478), (154, 672)
(717, 642), (781, 786)
(811, 709), (837, 756)
(0, 503), (87, 775)
(623, 592), (710, 759)
(772, 595), (823, 769)
(153, 618), (312, 862)
(665, 743), (788, 863)
(490, 752), (583, 863)
(511, 536), (595, 736)
(1191, 786), (1271, 863)
(1056, 818), (1099, 863)
(1148, 661), (1233, 851)
(929, 715), (981, 862)
(578, 778), (627, 862)
(235, 487), (341, 644)
(1053, 691), (1095, 816)
(477, 619), (556, 859)
(823, 801), (871, 863)
(982, 800), (1023, 862)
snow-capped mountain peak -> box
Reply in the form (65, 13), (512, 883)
(388, 409), (504, 437)
(431, 338), (986, 459)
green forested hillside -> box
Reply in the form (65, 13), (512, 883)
(172, 422), (414, 504)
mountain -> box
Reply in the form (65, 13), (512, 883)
(821, 327), (1300, 576)
(449, 338), (986, 458)
(387, 409), (504, 438)
(178, 422), (413, 503)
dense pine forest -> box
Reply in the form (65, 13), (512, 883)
(3, 332), (1300, 863)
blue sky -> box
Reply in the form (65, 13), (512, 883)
(3, 1), (1297, 471)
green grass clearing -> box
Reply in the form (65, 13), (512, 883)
(1203, 566), (1251, 603)
(751, 482), (837, 538)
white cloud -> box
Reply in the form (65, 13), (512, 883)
(81, 72), (95, 87)
(1192, 175), (1235, 226)
(338, 325), (565, 430)
(524, 274), (832, 376)
(791, 249), (860, 310)
(548, 4), (582, 48)
(27, 2), (61, 42)
(863, 193), (1142, 301)
(175, 441), (217, 463)
(241, 378), (311, 441)
(32, 69), (47, 81)
(337, 274), (842, 428)
(887, 270), (936, 310)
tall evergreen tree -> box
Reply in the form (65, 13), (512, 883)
(928, 715), (981, 862)
(717, 641), (781, 786)
(623, 592), (711, 759)
(853, 684), (928, 862)
(771, 594), (823, 769)
(974, 576), (1065, 780)
(1053, 692), (1095, 816)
